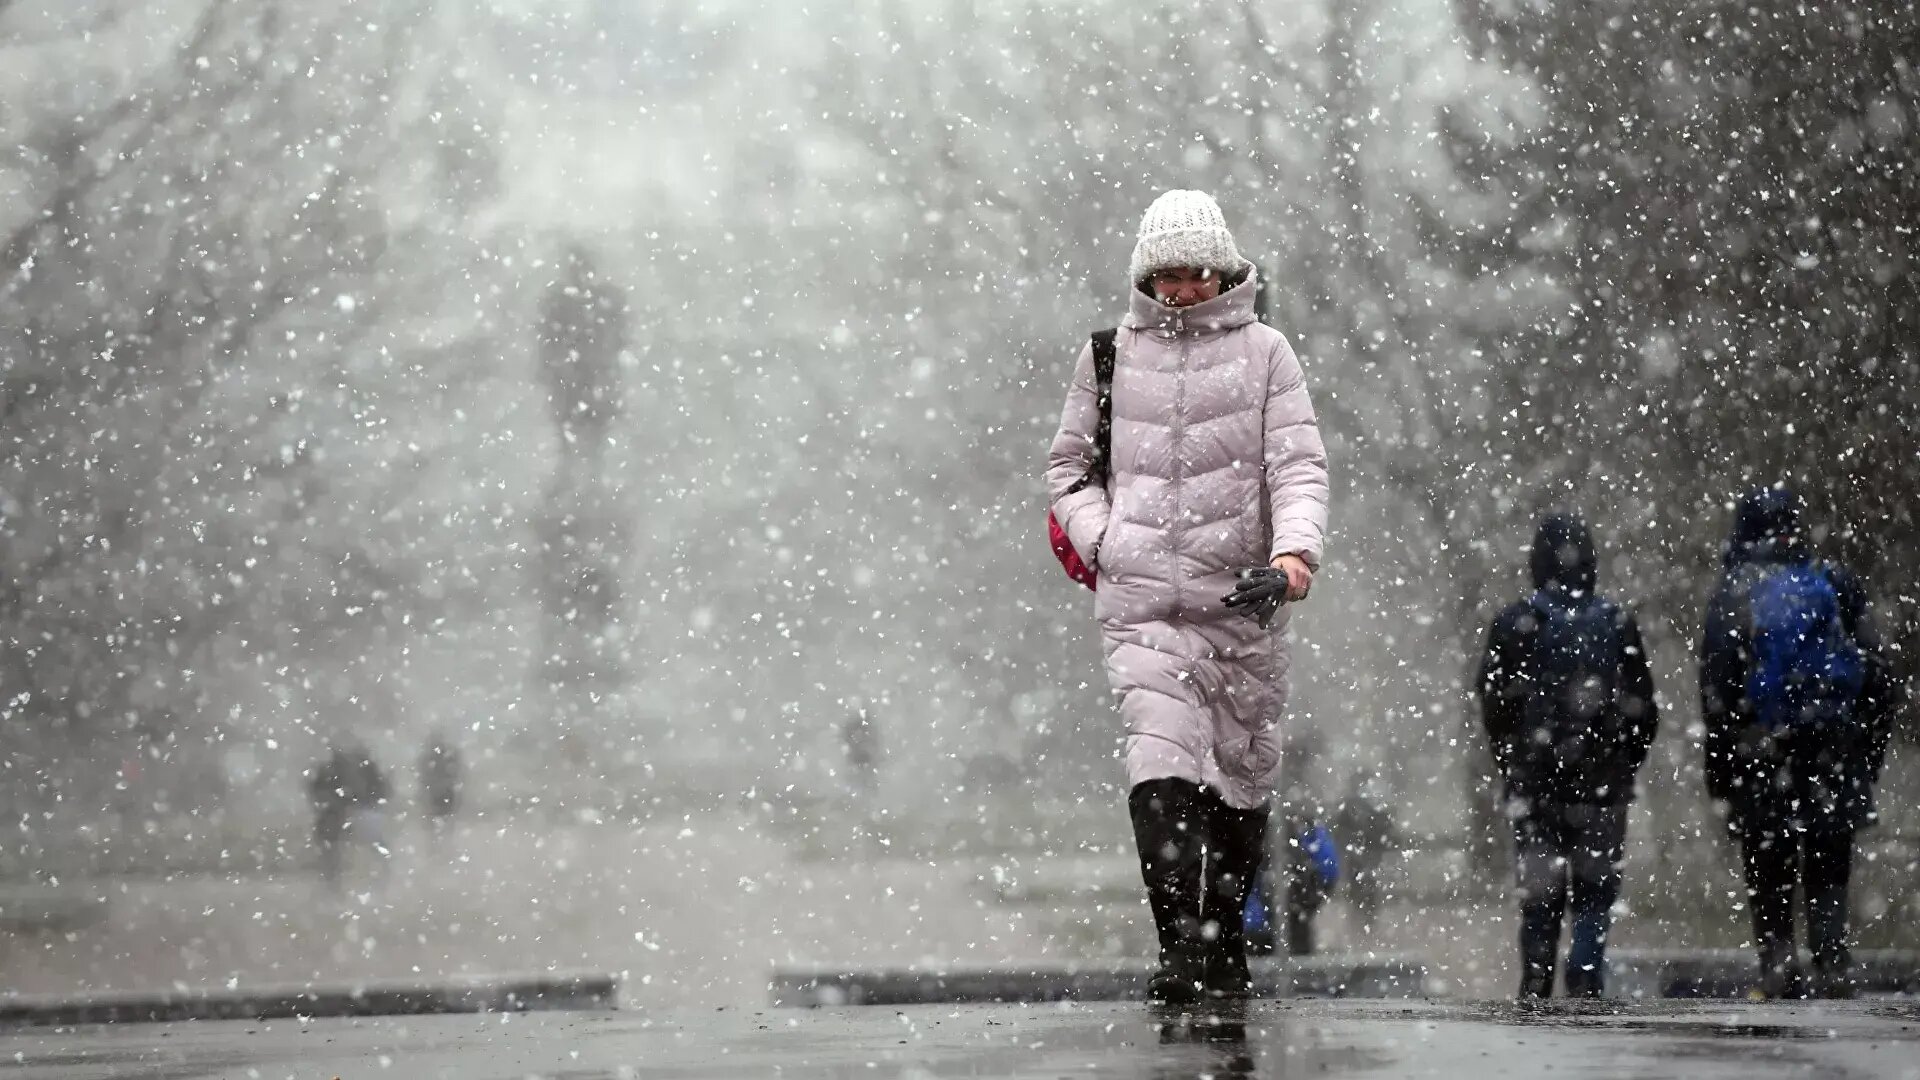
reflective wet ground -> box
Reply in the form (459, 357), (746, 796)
(8, 998), (1919, 1079)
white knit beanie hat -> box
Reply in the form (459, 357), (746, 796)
(1129, 189), (1246, 285)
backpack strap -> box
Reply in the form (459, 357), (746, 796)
(1065, 328), (1119, 495)
(1808, 558), (1845, 616)
(1090, 327), (1117, 476)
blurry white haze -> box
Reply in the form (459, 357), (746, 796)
(0, 0), (1914, 1005)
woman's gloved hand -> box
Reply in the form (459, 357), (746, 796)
(1222, 567), (1289, 629)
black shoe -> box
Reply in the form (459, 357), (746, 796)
(1144, 968), (1205, 999)
(1204, 939), (1254, 1000)
(1144, 945), (1205, 1006)
(1756, 964), (1810, 1001)
(1811, 965), (1855, 1000)
(1563, 966), (1604, 1000)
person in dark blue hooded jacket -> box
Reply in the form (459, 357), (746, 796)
(1476, 512), (1659, 999)
(1700, 486), (1899, 999)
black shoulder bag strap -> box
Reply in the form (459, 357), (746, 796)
(1065, 328), (1118, 496)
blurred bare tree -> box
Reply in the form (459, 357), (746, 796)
(0, 0), (527, 828)
(1439, 0), (1918, 715)
(535, 245), (632, 764)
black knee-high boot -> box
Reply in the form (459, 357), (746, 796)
(1205, 795), (1272, 999)
(1130, 778), (1210, 1004)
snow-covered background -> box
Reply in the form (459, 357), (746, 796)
(1, 0), (1914, 998)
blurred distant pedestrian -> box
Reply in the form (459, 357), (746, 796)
(419, 729), (463, 845)
(843, 706), (880, 800)
(1282, 814), (1340, 956)
(1334, 771), (1397, 929)
(310, 738), (391, 887)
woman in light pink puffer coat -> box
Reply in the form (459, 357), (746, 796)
(1047, 190), (1328, 1003)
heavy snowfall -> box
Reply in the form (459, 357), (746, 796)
(0, 0), (1915, 1075)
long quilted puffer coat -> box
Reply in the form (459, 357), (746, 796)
(1046, 268), (1329, 809)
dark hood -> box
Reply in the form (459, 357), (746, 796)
(1530, 512), (1597, 595)
(1723, 486), (1805, 568)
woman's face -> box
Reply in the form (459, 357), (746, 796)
(1149, 267), (1222, 307)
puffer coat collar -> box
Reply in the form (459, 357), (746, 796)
(1121, 265), (1260, 336)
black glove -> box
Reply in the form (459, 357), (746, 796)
(1222, 567), (1288, 629)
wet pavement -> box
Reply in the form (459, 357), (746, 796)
(7, 998), (1918, 1079)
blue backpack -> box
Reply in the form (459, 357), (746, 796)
(1746, 563), (1864, 732)
(1524, 590), (1624, 741)
(1300, 822), (1341, 889)
(1242, 823), (1341, 930)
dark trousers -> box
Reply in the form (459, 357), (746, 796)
(1513, 801), (1627, 998)
(1733, 732), (1863, 990)
(1740, 820), (1855, 981)
(315, 809), (347, 884)
(1283, 851), (1327, 957)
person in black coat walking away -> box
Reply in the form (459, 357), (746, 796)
(843, 706), (881, 800)
(1700, 486), (1901, 999)
(310, 738), (392, 887)
(1476, 512), (1659, 999)
(1334, 771), (1398, 931)
(418, 729), (463, 846)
